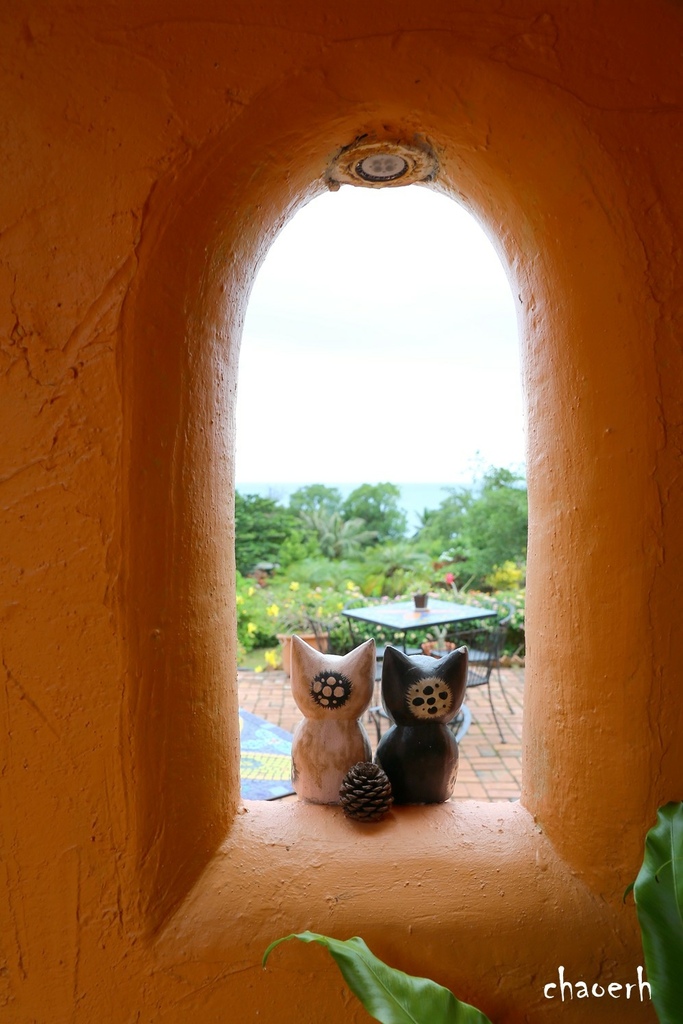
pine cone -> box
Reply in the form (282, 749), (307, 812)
(339, 762), (393, 823)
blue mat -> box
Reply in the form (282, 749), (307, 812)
(239, 708), (295, 800)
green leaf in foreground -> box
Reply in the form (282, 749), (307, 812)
(632, 802), (683, 1024)
(263, 931), (492, 1024)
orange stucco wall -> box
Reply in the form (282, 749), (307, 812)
(2, 1), (682, 1020)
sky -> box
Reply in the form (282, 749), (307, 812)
(235, 183), (525, 485)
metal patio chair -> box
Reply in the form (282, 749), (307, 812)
(449, 624), (508, 744)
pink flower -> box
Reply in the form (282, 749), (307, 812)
(445, 573), (455, 585)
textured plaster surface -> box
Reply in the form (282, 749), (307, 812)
(1, 1), (682, 1020)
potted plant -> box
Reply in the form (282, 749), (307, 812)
(410, 576), (434, 609)
(274, 599), (329, 676)
(277, 628), (329, 676)
(421, 625), (456, 657)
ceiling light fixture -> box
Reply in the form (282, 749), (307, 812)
(327, 137), (438, 190)
(356, 153), (409, 183)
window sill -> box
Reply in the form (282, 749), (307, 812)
(154, 798), (624, 1008)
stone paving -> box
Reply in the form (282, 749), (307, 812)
(238, 665), (524, 801)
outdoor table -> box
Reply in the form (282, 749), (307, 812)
(342, 598), (497, 651)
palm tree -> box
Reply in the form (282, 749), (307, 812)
(299, 510), (377, 559)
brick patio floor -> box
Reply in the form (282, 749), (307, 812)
(238, 665), (524, 801)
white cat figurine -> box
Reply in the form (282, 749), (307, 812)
(289, 635), (376, 804)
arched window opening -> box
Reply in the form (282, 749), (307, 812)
(235, 184), (526, 803)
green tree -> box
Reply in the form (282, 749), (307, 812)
(461, 467), (527, 582)
(349, 541), (433, 597)
(417, 467), (527, 587)
(289, 484), (342, 518)
(234, 492), (300, 575)
(341, 483), (407, 542)
(416, 488), (472, 553)
(299, 509), (378, 559)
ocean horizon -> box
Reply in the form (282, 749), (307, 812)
(235, 481), (463, 532)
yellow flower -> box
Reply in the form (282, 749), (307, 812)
(345, 580), (356, 591)
(264, 649), (280, 668)
(236, 595), (244, 606)
(254, 665), (264, 673)
(336, 601), (344, 611)
(266, 603), (279, 617)
(246, 622), (257, 636)
(247, 587), (255, 597)
(289, 581), (300, 591)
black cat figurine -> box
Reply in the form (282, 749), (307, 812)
(375, 645), (468, 804)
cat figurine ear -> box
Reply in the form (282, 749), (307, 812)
(290, 636), (375, 804)
(375, 645), (468, 804)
